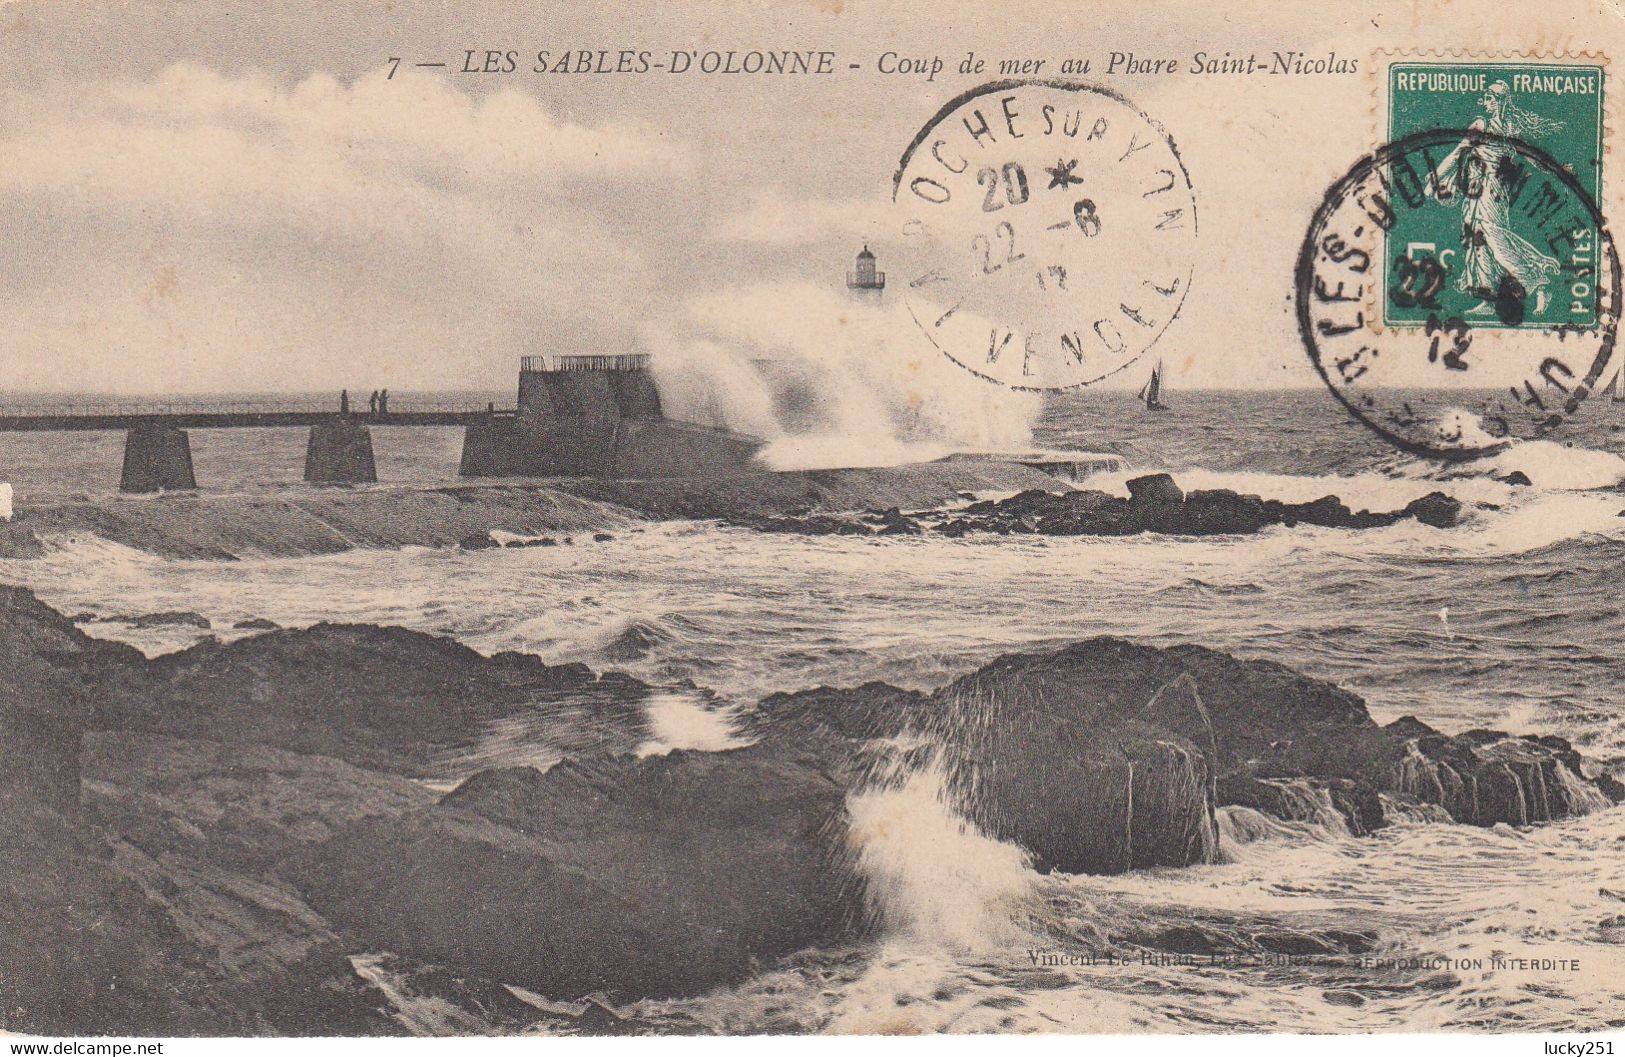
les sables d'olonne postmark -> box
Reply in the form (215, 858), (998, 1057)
(1298, 56), (1621, 458)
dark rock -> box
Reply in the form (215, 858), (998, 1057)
(293, 745), (866, 1000)
(1176, 489), (1272, 534)
(758, 654), (1221, 875)
(1598, 773), (1625, 803)
(89, 622), (635, 776)
(1126, 473), (1184, 505)
(458, 532), (496, 550)
(120, 610), (211, 630)
(1385, 715), (1439, 739)
(505, 535), (557, 547)
(232, 617), (281, 631)
(592, 532), (615, 542)
(1138, 673), (1217, 769)
(950, 711), (1215, 874)
(1498, 471), (1533, 486)
(1270, 494), (1355, 528)
(755, 635), (1616, 851)
(0, 587), (140, 820)
(1401, 491), (1463, 528)
(848, 478), (1469, 541)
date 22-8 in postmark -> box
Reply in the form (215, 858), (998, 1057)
(1299, 57), (1620, 458)
(1383, 60), (1606, 330)
(890, 81), (1197, 392)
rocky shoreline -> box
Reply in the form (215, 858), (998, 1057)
(0, 461), (1067, 560)
(0, 466), (1475, 563)
(1, 586), (1617, 1034)
(736, 473), (1467, 538)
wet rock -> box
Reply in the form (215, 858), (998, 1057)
(956, 713), (1216, 874)
(1400, 491), (1463, 528)
(505, 535), (557, 547)
(1175, 489), (1272, 534)
(90, 622), (637, 777)
(777, 478), (1471, 540)
(1126, 472), (1184, 505)
(1269, 494), (1355, 528)
(294, 745), (866, 1000)
(118, 610), (212, 629)
(756, 636), (1619, 856)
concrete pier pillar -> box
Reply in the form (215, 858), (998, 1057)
(305, 418), (377, 484)
(458, 415), (522, 477)
(120, 423), (197, 494)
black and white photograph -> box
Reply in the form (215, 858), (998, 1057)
(1, 0), (1623, 1043)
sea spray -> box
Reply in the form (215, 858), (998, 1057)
(642, 282), (1040, 470)
(844, 745), (1036, 954)
(635, 691), (746, 757)
(1484, 438), (1625, 490)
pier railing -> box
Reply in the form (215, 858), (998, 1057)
(520, 354), (651, 373)
(0, 398), (511, 419)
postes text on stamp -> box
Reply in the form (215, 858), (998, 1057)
(1384, 61), (1605, 330)
(1298, 126), (1620, 458)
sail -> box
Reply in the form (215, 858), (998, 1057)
(1145, 367), (1161, 407)
(1613, 366), (1625, 402)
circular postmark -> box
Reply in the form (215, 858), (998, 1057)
(890, 81), (1197, 391)
(1297, 128), (1621, 459)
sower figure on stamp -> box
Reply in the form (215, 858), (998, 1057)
(1428, 82), (1566, 314)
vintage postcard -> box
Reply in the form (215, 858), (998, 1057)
(2, 0), (1625, 1045)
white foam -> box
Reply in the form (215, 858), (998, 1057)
(634, 692), (746, 757)
(1485, 438), (1625, 491)
(845, 758), (1035, 955)
(643, 282), (1040, 471)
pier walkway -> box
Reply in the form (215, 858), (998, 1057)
(0, 398), (516, 492)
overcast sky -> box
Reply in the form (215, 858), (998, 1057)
(0, 0), (1618, 394)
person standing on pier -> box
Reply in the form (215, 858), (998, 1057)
(340, 389), (350, 415)
(369, 390), (379, 416)
(379, 389), (389, 417)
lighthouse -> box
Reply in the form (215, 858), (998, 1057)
(846, 244), (885, 301)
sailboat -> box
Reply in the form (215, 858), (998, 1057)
(1138, 360), (1167, 411)
(1612, 366), (1625, 402)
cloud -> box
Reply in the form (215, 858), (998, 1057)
(714, 189), (892, 247)
(0, 64), (693, 392)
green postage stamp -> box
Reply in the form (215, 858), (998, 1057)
(1384, 59), (1606, 330)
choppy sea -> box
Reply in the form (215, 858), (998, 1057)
(2, 388), (1624, 1034)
